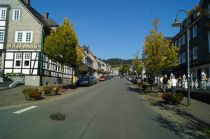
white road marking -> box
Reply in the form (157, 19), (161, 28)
(13, 106), (37, 114)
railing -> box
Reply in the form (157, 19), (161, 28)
(153, 76), (210, 92)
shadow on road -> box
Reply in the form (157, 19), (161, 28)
(127, 86), (145, 94)
(153, 115), (207, 139)
(152, 101), (210, 138)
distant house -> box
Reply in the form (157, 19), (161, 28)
(0, 0), (73, 86)
(171, 0), (210, 80)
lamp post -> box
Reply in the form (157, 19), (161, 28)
(172, 10), (191, 106)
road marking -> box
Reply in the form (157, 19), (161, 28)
(13, 106), (37, 114)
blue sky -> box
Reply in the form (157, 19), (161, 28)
(32, 0), (199, 60)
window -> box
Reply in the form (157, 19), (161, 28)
(182, 52), (186, 64)
(193, 47), (198, 60)
(189, 49), (192, 62)
(12, 9), (21, 20)
(0, 31), (4, 42)
(15, 53), (22, 67)
(0, 8), (7, 20)
(179, 37), (182, 47)
(192, 25), (197, 38)
(189, 29), (191, 40)
(208, 4), (210, 18)
(26, 32), (32, 42)
(175, 40), (178, 47)
(208, 32), (210, 53)
(15, 31), (33, 43)
(24, 53), (31, 67)
(17, 32), (23, 42)
(179, 55), (182, 64)
(182, 34), (185, 45)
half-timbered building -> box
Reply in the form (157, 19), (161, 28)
(0, 0), (73, 86)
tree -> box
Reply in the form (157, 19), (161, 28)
(76, 45), (85, 69)
(44, 18), (79, 88)
(119, 64), (129, 75)
(143, 19), (179, 76)
(132, 50), (142, 76)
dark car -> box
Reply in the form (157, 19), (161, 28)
(90, 76), (97, 85)
(76, 76), (92, 87)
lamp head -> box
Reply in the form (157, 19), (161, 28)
(172, 17), (182, 27)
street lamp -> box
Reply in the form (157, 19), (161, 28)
(172, 10), (191, 106)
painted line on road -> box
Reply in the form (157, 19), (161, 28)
(13, 106), (37, 114)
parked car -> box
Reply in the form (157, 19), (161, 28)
(90, 76), (97, 85)
(99, 75), (106, 81)
(76, 76), (93, 87)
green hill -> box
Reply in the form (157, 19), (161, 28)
(104, 58), (133, 67)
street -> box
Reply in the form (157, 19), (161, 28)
(0, 78), (183, 139)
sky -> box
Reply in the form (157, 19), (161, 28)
(32, 0), (199, 60)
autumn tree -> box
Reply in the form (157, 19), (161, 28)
(142, 19), (179, 76)
(132, 50), (142, 75)
(44, 18), (79, 87)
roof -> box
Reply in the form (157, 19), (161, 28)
(19, 0), (59, 29)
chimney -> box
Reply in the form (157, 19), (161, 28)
(23, 0), (31, 6)
(43, 13), (49, 19)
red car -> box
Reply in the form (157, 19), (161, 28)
(99, 76), (106, 81)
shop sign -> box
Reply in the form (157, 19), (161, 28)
(8, 44), (41, 49)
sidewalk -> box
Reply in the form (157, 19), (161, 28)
(0, 86), (75, 109)
(128, 84), (210, 137)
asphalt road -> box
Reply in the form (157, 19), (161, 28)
(0, 78), (183, 139)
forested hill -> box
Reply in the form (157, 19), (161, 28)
(103, 58), (133, 67)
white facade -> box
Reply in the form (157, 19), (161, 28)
(0, 0), (73, 86)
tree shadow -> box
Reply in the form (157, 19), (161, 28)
(152, 101), (210, 138)
(127, 86), (145, 94)
(153, 115), (207, 139)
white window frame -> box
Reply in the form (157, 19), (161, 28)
(0, 31), (5, 42)
(192, 25), (197, 38)
(15, 53), (22, 68)
(15, 31), (33, 43)
(12, 9), (21, 20)
(23, 53), (31, 67)
(193, 47), (198, 60)
(0, 8), (7, 20)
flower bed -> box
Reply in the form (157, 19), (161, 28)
(22, 87), (43, 100)
(162, 92), (183, 105)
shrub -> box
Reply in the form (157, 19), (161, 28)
(31, 88), (42, 99)
(52, 85), (61, 95)
(162, 93), (183, 105)
(162, 93), (170, 101)
(43, 86), (52, 94)
(142, 83), (150, 90)
(22, 87), (42, 100)
(22, 88), (34, 98)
